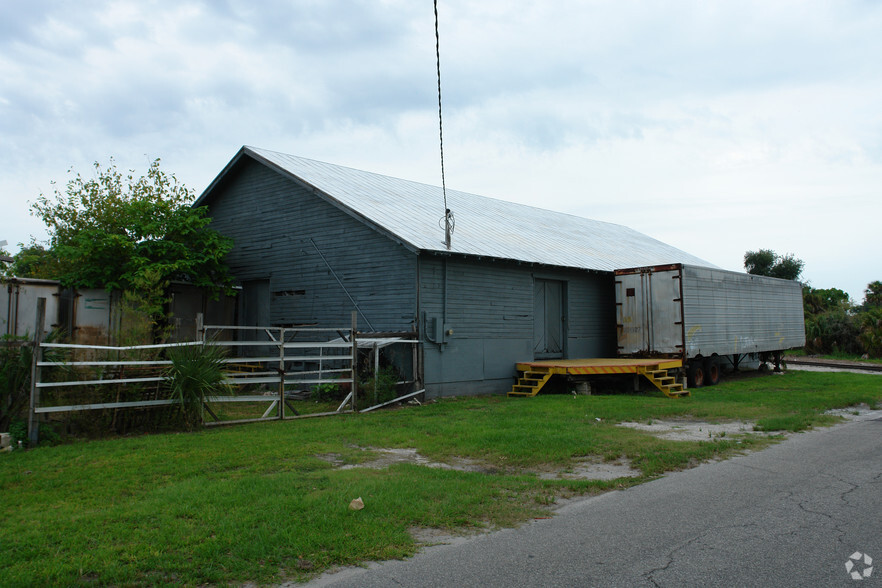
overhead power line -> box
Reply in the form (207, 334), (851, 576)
(434, 0), (453, 250)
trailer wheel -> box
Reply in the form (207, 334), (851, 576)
(687, 361), (705, 388)
(704, 357), (721, 386)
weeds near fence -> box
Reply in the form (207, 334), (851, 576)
(0, 336), (32, 433)
(359, 366), (403, 409)
(310, 381), (343, 402)
(1, 332), (66, 434)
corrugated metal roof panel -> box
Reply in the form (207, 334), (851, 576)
(243, 146), (715, 272)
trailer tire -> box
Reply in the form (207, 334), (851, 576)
(704, 356), (721, 386)
(687, 361), (705, 388)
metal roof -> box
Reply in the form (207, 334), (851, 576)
(202, 146), (715, 272)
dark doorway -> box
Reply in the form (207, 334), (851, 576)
(533, 278), (565, 359)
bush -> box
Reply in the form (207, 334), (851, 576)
(164, 342), (230, 429)
(310, 382), (344, 402)
(0, 337), (33, 432)
(38, 422), (61, 446)
(1, 332), (64, 435)
(804, 308), (862, 355)
(9, 418), (27, 448)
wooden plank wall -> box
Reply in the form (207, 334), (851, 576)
(419, 255), (617, 396)
(204, 158), (418, 332)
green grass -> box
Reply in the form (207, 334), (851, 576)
(2, 370), (881, 586)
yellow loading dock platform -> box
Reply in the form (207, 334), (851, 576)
(509, 358), (687, 398)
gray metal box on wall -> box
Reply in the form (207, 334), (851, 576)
(616, 264), (805, 359)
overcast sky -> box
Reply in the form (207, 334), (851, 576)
(2, 0), (880, 301)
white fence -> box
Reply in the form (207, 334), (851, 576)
(25, 302), (422, 443)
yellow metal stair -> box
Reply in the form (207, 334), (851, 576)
(639, 367), (689, 398)
(508, 367), (554, 397)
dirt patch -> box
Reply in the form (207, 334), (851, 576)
(824, 404), (879, 419)
(314, 447), (640, 480)
(618, 405), (882, 441)
(408, 526), (481, 547)
(535, 458), (641, 481)
(788, 364), (882, 375)
(319, 447), (491, 473)
(616, 419), (759, 441)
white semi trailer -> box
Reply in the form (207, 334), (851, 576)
(615, 264), (805, 387)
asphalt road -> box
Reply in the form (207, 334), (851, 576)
(308, 411), (882, 587)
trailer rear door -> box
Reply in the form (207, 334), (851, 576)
(616, 266), (683, 356)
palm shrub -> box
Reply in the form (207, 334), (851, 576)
(858, 308), (882, 358)
(164, 342), (230, 429)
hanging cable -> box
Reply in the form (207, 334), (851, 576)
(434, 0), (453, 249)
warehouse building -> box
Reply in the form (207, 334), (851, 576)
(196, 146), (714, 397)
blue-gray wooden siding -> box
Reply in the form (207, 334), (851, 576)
(204, 156), (620, 397)
(204, 158), (418, 332)
(418, 255), (616, 396)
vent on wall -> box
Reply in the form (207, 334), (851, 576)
(272, 290), (306, 297)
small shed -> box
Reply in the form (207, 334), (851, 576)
(0, 277), (234, 344)
(196, 146), (714, 397)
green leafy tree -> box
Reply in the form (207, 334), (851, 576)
(4, 241), (64, 279)
(864, 281), (882, 308)
(26, 158), (233, 323)
(0, 249), (10, 277)
(803, 286), (851, 316)
(744, 249), (804, 281)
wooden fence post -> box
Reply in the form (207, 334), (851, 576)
(196, 312), (204, 342)
(28, 298), (46, 446)
(279, 327), (286, 419)
(351, 311), (358, 412)
(372, 341), (379, 405)
(196, 312), (206, 425)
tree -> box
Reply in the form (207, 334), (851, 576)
(803, 286), (851, 316)
(3, 241), (64, 279)
(864, 281), (882, 308)
(858, 308), (882, 358)
(744, 249), (804, 281)
(26, 158), (233, 320)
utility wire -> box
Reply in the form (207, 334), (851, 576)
(434, 0), (452, 249)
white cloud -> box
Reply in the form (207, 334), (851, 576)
(0, 0), (880, 301)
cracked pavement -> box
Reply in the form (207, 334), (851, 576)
(307, 411), (882, 587)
